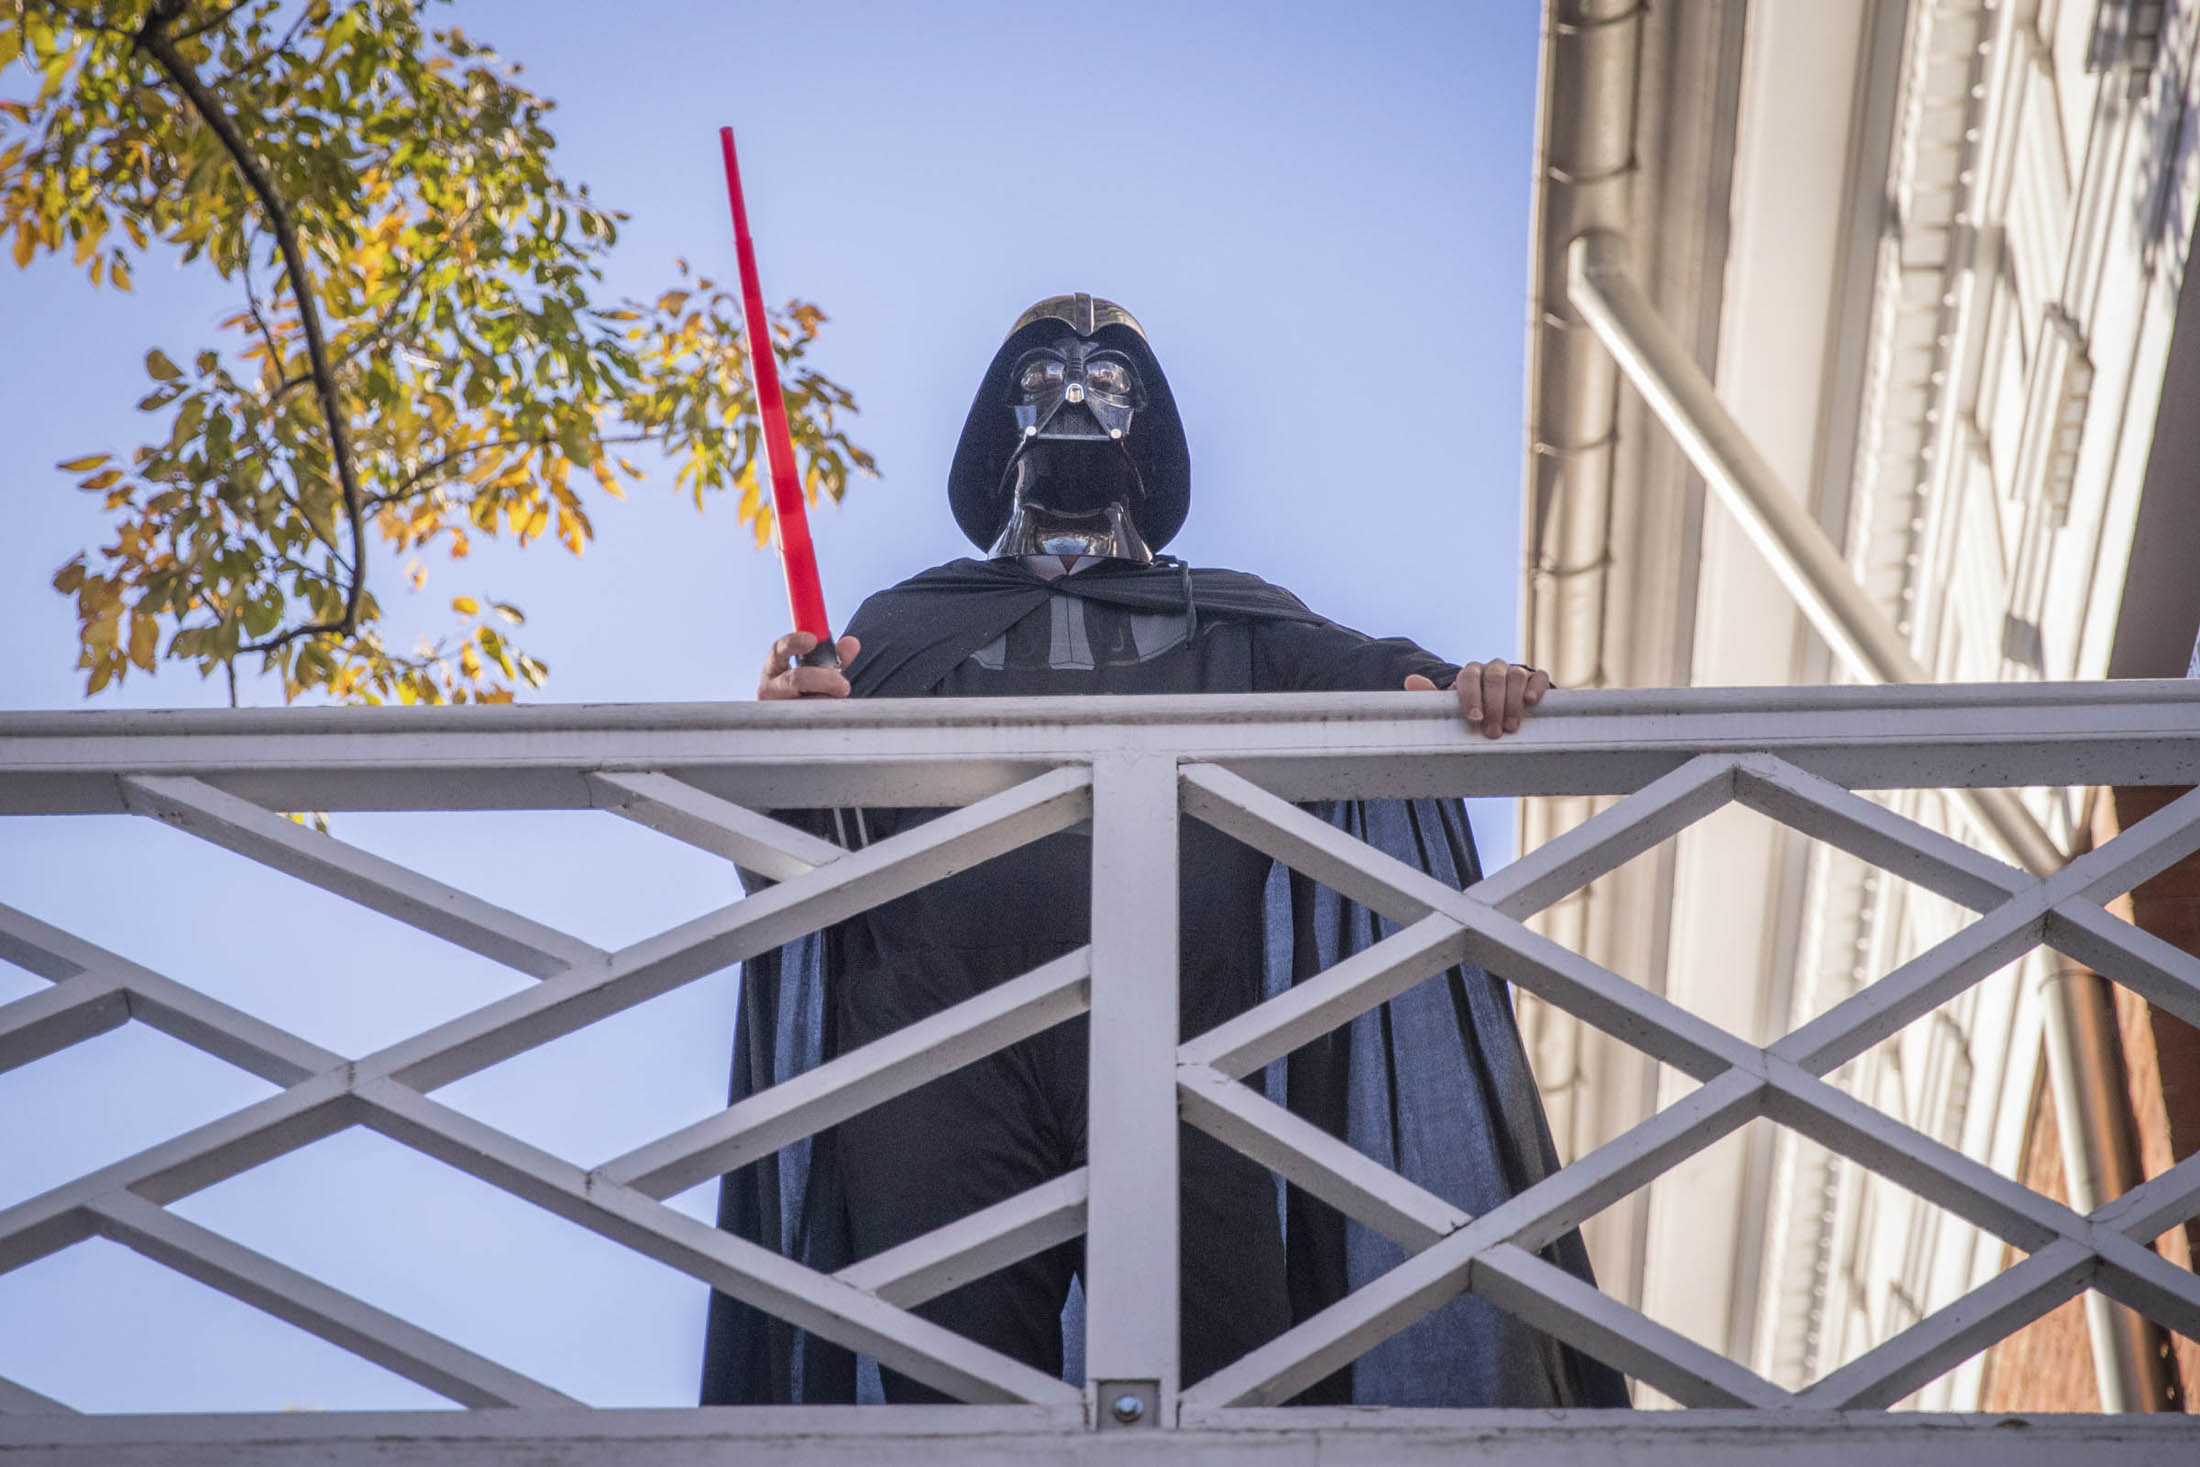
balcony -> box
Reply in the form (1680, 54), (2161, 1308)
(2, 682), (2198, 1464)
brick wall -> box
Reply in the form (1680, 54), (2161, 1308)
(1977, 1073), (2102, 1411)
(2105, 786), (2200, 1401)
(1975, 786), (2200, 1411)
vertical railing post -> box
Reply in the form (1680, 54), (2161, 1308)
(1082, 752), (1181, 1429)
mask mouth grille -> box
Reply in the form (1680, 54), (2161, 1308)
(1035, 402), (1112, 440)
(986, 495), (1155, 563)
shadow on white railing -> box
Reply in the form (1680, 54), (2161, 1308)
(1, 682), (2198, 1459)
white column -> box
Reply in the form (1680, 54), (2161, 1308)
(1081, 753), (1181, 1429)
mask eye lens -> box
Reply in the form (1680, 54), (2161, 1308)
(1018, 359), (1064, 394)
(1085, 360), (1131, 396)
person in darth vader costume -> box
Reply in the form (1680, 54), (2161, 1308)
(701, 294), (1629, 1409)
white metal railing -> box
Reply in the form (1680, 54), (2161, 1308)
(1, 682), (2199, 1452)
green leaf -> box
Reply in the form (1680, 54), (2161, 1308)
(173, 396), (206, 444)
(145, 348), (183, 381)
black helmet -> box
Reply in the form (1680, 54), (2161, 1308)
(947, 293), (1191, 553)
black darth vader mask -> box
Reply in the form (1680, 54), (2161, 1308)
(948, 294), (1190, 559)
(1009, 336), (1148, 444)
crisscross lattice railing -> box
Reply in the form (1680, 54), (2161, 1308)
(1, 682), (2197, 1436)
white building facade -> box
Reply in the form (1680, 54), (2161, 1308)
(1523, 0), (2200, 1410)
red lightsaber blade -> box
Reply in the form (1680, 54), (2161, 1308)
(719, 124), (837, 668)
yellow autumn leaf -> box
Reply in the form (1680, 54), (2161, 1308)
(451, 594), (479, 615)
(56, 454), (109, 473)
(127, 614), (158, 672)
(145, 348), (182, 381)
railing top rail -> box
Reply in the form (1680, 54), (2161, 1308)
(2, 681), (2196, 814)
(4, 677), (2197, 740)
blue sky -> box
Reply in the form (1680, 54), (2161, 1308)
(0, 0), (1542, 1410)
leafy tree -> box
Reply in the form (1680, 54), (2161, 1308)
(2, 0), (872, 704)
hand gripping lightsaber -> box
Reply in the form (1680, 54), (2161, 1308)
(718, 124), (838, 670)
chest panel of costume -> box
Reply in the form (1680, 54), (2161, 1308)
(965, 593), (1185, 674)
(944, 591), (1253, 695)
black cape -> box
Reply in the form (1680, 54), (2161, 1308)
(701, 557), (1629, 1408)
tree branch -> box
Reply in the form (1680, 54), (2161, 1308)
(216, 0), (352, 85)
(366, 434), (545, 513)
(137, 1), (367, 654)
(237, 235), (290, 378)
(238, 612), (342, 657)
(171, 0), (256, 44)
(44, 1), (138, 39)
(269, 198), (484, 402)
(366, 430), (654, 513)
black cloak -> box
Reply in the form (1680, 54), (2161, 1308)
(700, 557), (1630, 1409)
